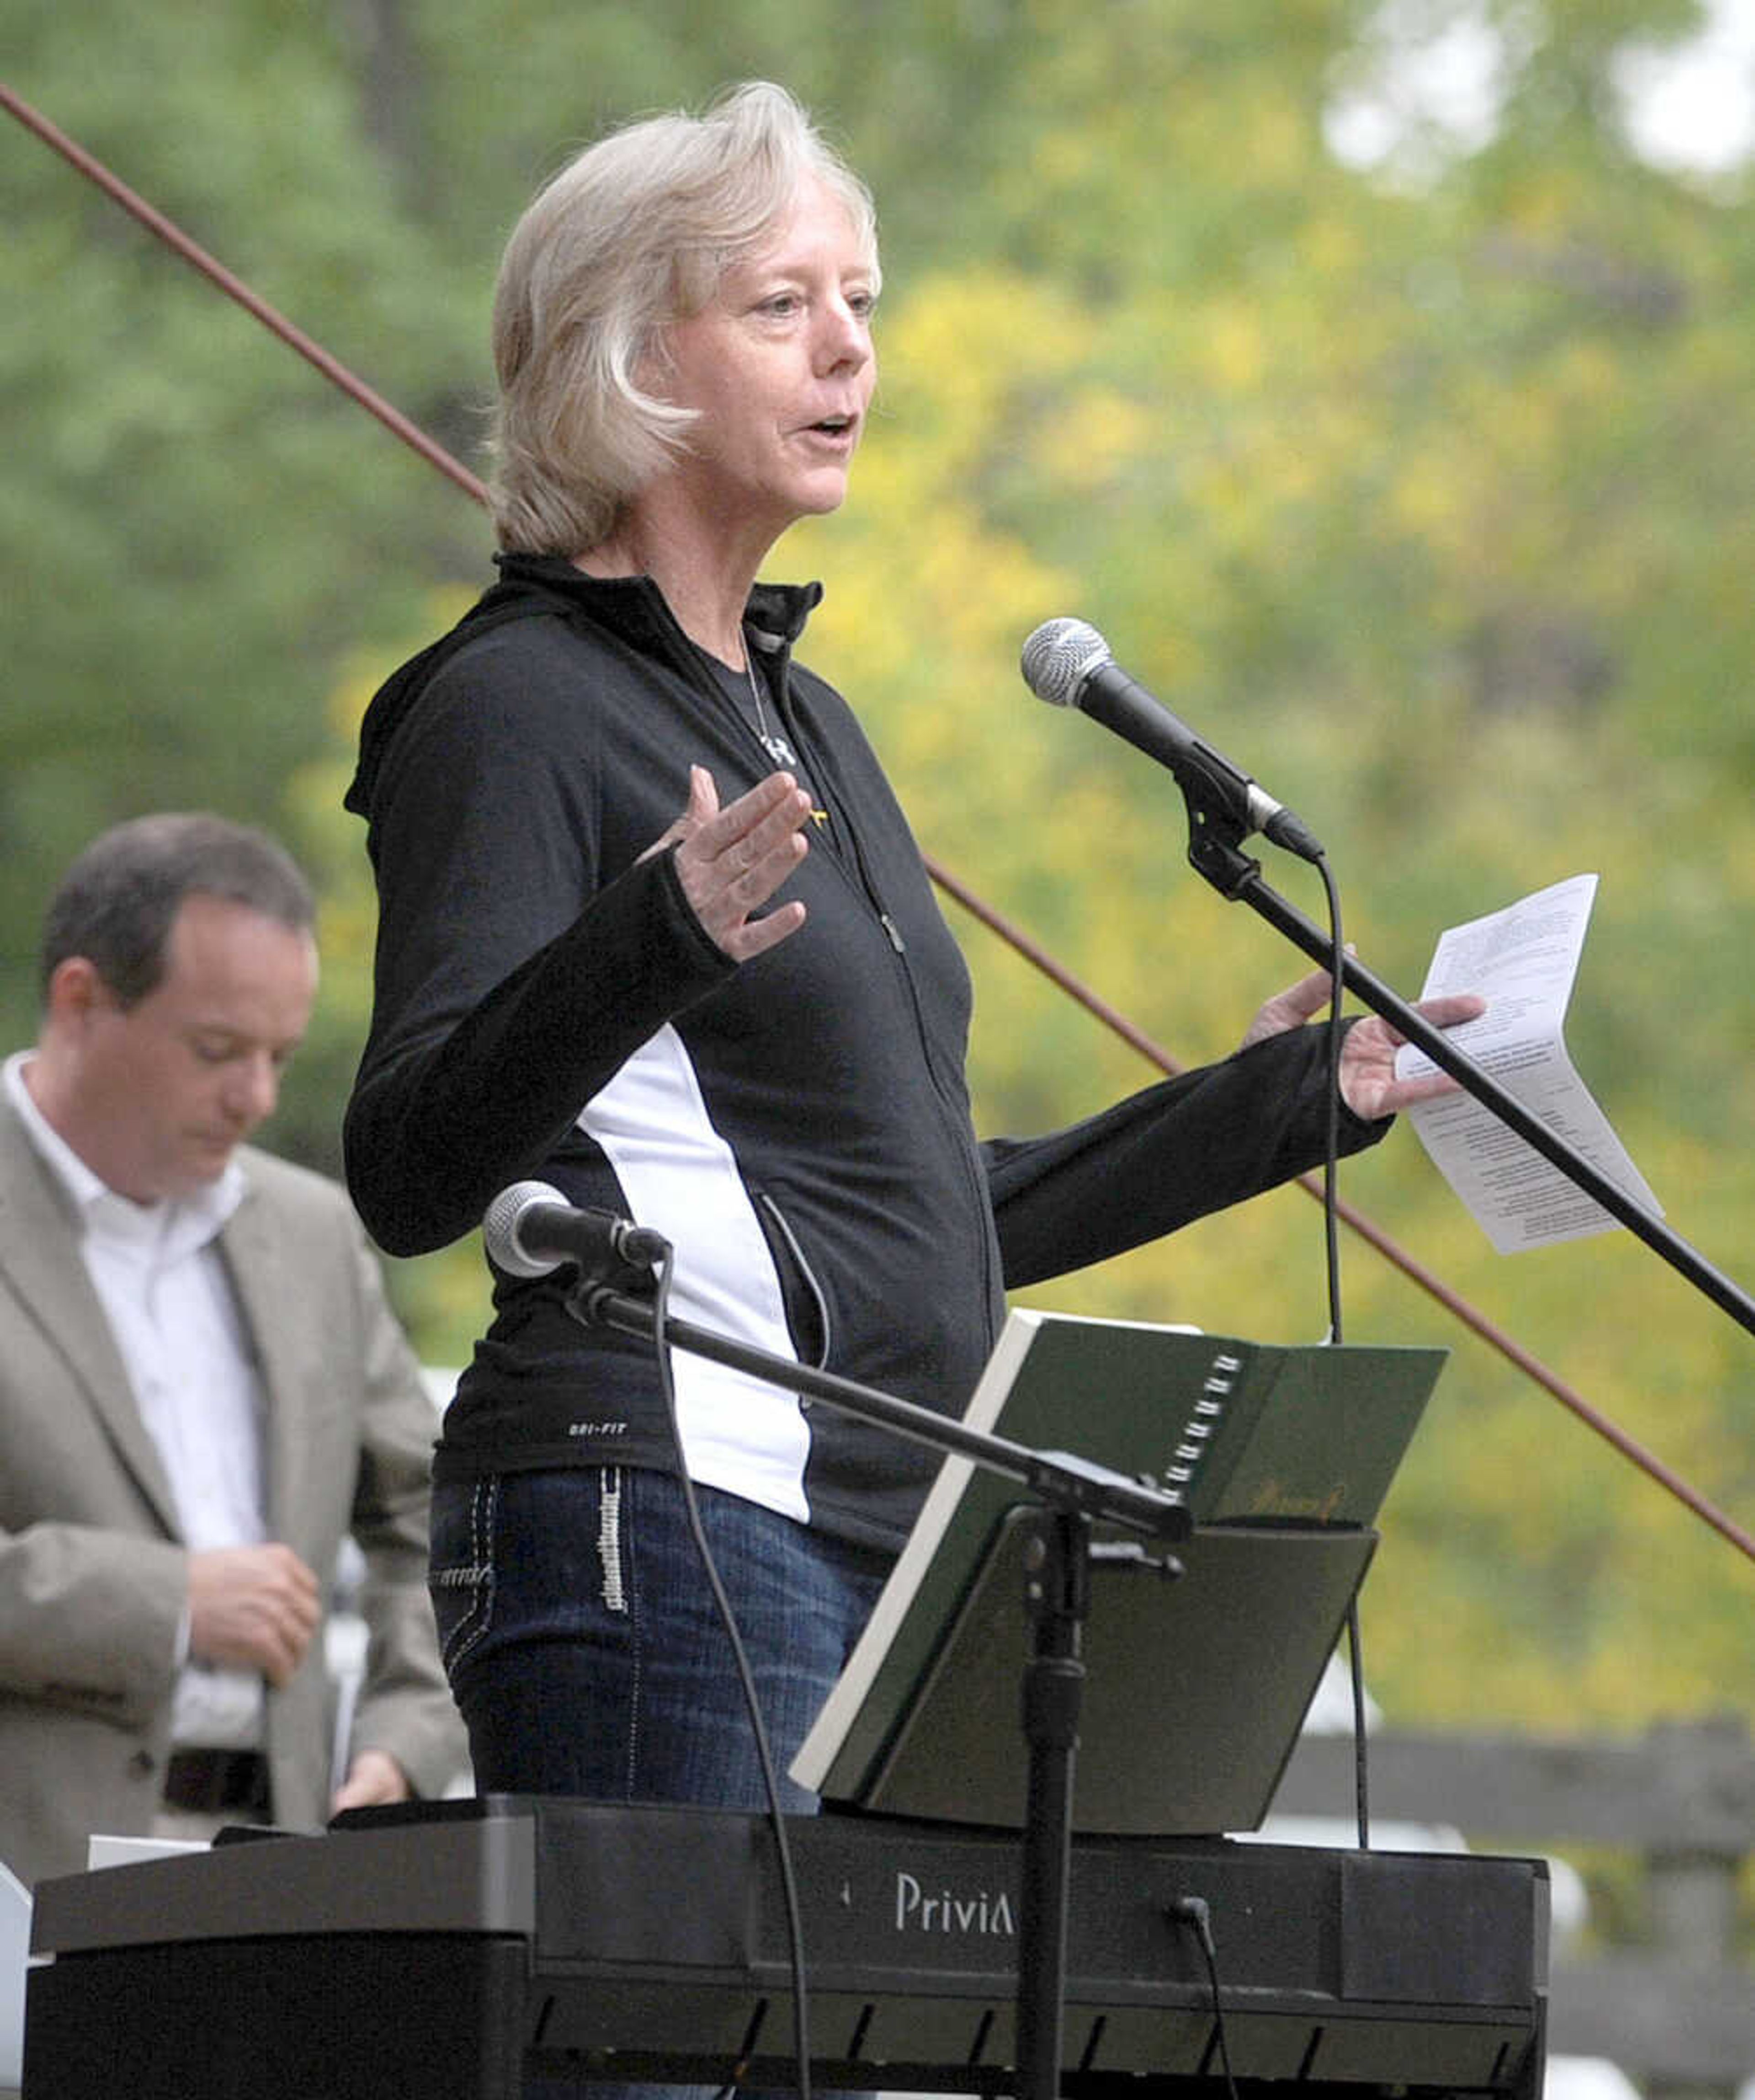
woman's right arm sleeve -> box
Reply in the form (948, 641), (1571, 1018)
(341, 657), (734, 1256)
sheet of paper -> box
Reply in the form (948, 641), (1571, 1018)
(1393, 873), (1662, 1253)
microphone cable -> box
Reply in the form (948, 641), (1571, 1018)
(1315, 853), (1347, 1352)
(1310, 852), (1372, 1853)
(1169, 1896), (1240, 2100)
(601, 1250), (817, 2100)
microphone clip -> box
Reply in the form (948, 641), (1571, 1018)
(1179, 784), (1267, 899)
(562, 1275), (652, 1330)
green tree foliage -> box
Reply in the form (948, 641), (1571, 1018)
(5, 0), (1753, 1730)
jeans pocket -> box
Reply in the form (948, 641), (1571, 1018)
(427, 1476), (497, 1674)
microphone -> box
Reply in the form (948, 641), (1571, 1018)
(483, 1180), (671, 1284)
(1019, 617), (1324, 863)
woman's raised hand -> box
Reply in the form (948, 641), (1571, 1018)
(645, 764), (814, 960)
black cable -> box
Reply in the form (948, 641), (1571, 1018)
(1315, 850), (1346, 1350)
(1312, 853), (1372, 1850)
(1347, 1595), (1371, 1850)
(1169, 1897), (1239, 2100)
(623, 1253), (815, 2100)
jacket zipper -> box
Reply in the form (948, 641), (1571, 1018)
(762, 660), (1000, 1314)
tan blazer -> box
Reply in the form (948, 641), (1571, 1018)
(0, 1097), (465, 1887)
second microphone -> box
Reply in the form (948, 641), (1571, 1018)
(484, 1180), (673, 1286)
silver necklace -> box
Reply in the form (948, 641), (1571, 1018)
(743, 650), (798, 769)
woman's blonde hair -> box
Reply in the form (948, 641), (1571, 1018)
(487, 81), (879, 554)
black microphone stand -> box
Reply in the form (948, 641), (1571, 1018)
(572, 1281), (1188, 2100)
(1173, 778), (1755, 1340)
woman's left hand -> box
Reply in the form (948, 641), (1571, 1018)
(1240, 965), (1486, 1122)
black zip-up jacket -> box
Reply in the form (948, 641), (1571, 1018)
(343, 555), (1388, 1553)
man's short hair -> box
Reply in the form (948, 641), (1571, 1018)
(38, 813), (316, 1010)
(488, 79), (880, 556)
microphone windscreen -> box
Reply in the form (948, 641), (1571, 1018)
(1020, 617), (1110, 708)
(482, 1179), (567, 1278)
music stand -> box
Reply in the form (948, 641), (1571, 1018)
(793, 1309), (1446, 1834)
(836, 1511), (1378, 1835)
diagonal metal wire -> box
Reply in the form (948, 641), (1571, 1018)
(7, 78), (1751, 1568)
(0, 83), (488, 508)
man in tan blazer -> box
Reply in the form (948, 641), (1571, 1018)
(0, 814), (464, 1887)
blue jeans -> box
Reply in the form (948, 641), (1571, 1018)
(429, 1464), (891, 1810)
(429, 1466), (891, 2098)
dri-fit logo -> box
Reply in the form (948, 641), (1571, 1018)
(893, 1871), (1016, 1937)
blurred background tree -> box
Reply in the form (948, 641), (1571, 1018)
(5, 0), (1753, 1730)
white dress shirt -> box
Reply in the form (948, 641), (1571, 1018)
(5, 1053), (267, 1749)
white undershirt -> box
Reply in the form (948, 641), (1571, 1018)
(5, 1052), (267, 1749)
